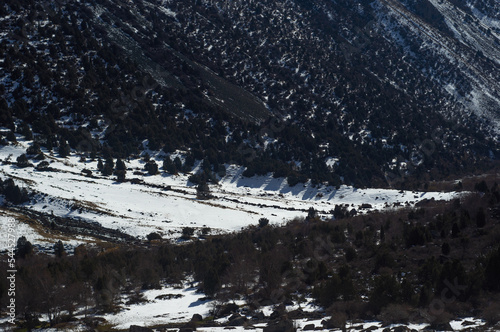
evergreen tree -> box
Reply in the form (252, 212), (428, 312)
(20, 122), (33, 140)
(174, 157), (183, 172)
(59, 139), (70, 158)
(26, 142), (42, 156)
(368, 275), (401, 314)
(476, 208), (486, 228)
(16, 236), (33, 259)
(101, 157), (114, 176)
(3, 179), (29, 204)
(114, 158), (126, 182)
(145, 160), (158, 175)
(54, 240), (66, 258)
(441, 242), (451, 255)
(163, 157), (176, 174)
(97, 158), (104, 172)
(196, 181), (211, 200)
(6, 130), (16, 142)
(474, 180), (489, 193)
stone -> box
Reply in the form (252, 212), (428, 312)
(303, 324), (315, 330)
(228, 313), (247, 326)
(191, 314), (203, 322)
(130, 326), (153, 332)
(263, 319), (295, 332)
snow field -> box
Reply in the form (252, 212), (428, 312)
(0, 141), (460, 247)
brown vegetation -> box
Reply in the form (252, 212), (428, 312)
(1, 178), (499, 329)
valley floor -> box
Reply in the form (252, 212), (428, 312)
(0, 140), (458, 248)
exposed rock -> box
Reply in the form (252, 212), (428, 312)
(322, 312), (347, 330)
(259, 299), (275, 307)
(425, 322), (453, 331)
(178, 328), (195, 332)
(218, 303), (239, 318)
(302, 323), (315, 330)
(461, 320), (475, 326)
(263, 318), (295, 332)
(228, 313), (247, 326)
(361, 326), (379, 332)
(130, 325), (153, 332)
(391, 326), (410, 332)
(287, 309), (304, 319)
(270, 304), (286, 320)
(191, 314), (203, 322)
(253, 311), (266, 321)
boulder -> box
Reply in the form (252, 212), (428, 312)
(178, 328), (194, 332)
(263, 318), (295, 332)
(253, 311), (266, 321)
(287, 309), (304, 319)
(191, 314), (203, 322)
(270, 304), (286, 320)
(130, 326), (153, 332)
(425, 322), (453, 331)
(302, 324), (315, 330)
(218, 303), (239, 318)
(228, 313), (247, 326)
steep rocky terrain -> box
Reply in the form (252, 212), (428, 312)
(1, 0), (499, 189)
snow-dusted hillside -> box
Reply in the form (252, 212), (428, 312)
(96, 281), (486, 331)
(376, 0), (500, 130)
(1, 0), (499, 193)
(0, 140), (458, 248)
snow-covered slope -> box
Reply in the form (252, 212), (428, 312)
(376, 0), (500, 130)
(98, 281), (486, 331)
(0, 141), (459, 247)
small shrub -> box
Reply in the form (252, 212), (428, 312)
(16, 154), (31, 168)
(181, 227), (195, 240)
(147, 232), (162, 241)
(259, 218), (269, 228)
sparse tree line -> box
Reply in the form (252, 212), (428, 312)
(1, 179), (499, 329)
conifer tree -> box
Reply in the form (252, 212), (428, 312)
(54, 240), (66, 258)
(102, 157), (114, 176)
(114, 158), (126, 182)
(196, 181), (211, 200)
(16, 236), (33, 259)
(59, 139), (70, 158)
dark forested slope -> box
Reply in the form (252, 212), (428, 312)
(1, 0), (499, 188)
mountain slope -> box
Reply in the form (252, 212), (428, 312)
(0, 0), (498, 189)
